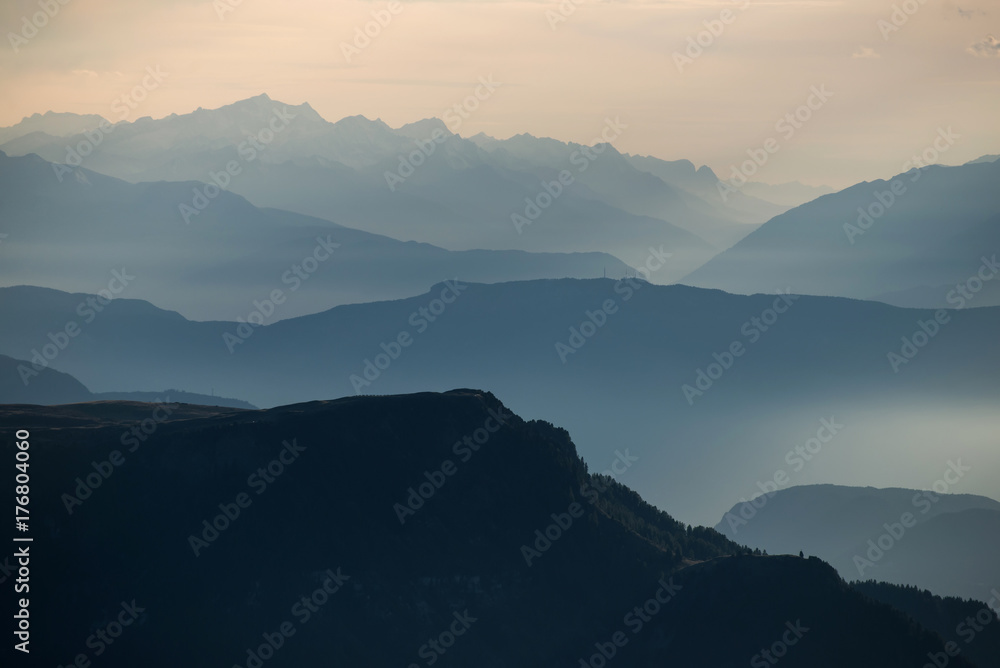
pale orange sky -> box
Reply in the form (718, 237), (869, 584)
(1, 0), (997, 187)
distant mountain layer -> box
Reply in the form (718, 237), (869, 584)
(622, 153), (831, 210)
(0, 391), (983, 667)
(2, 280), (998, 524)
(0, 110), (108, 144)
(683, 161), (1000, 309)
(0, 96), (783, 276)
(0, 354), (255, 408)
(0, 353), (90, 404)
(0, 151), (632, 321)
(715, 484), (1000, 601)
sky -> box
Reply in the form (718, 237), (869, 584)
(0, 0), (997, 187)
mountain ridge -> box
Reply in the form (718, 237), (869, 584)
(3, 279), (998, 525)
(0, 391), (987, 667)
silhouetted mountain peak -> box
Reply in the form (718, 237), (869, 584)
(467, 130), (496, 142)
(395, 117), (451, 139)
(203, 93), (325, 124)
(332, 113), (389, 130)
(696, 163), (717, 179)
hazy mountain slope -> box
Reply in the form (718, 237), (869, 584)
(683, 161), (1000, 308)
(468, 134), (767, 247)
(0, 130), (72, 156)
(2, 280), (998, 525)
(0, 151), (632, 320)
(876, 508), (1000, 600)
(715, 484), (1000, 601)
(624, 152), (790, 223)
(0, 353), (91, 404)
(0, 354), (255, 408)
(226, 147), (719, 276)
(624, 152), (834, 210)
(0, 392), (980, 667)
(714, 484), (1000, 555)
(0, 110), (108, 144)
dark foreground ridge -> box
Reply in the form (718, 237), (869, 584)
(0, 391), (986, 667)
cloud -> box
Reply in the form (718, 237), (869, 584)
(71, 69), (100, 78)
(852, 46), (880, 59)
(968, 34), (1000, 57)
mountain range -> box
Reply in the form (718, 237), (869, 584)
(4, 98), (997, 312)
(2, 94), (998, 645)
(0, 95), (794, 279)
(0, 150), (632, 321)
(2, 279), (997, 526)
(3, 391), (995, 667)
